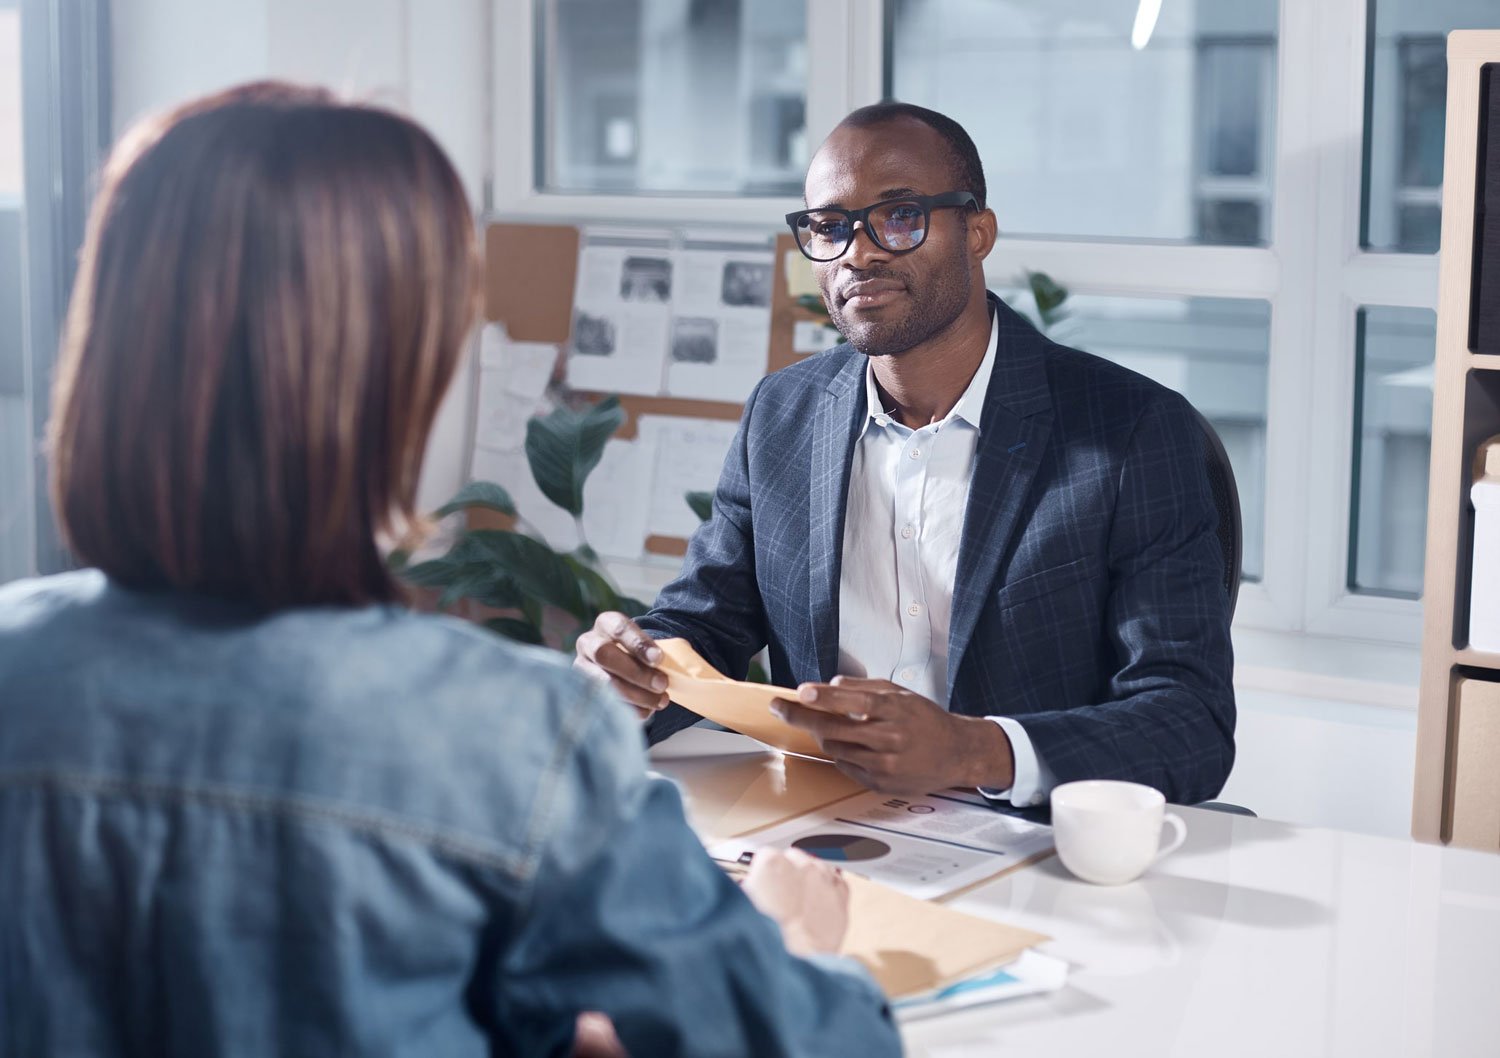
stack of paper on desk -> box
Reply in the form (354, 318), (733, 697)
(655, 639), (825, 759)
(711, 786), (1054, 900)
(892, 950), (1069, 1018)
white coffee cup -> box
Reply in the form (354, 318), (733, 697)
(1050, 780), (1187, 886)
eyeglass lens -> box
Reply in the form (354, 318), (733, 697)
(794, 200), (929, 260)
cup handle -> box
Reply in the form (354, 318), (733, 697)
(1152, 812), (1188, 864)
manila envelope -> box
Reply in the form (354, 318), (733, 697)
(655, 639), (827, 760)
(842, 873), (1049, 999)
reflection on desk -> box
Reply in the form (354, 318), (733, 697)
(650, 729), (1500, 1058)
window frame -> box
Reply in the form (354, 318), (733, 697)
(5, 0), (111, 579)
(491, 0), (1444, 693)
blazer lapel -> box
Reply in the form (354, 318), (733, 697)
(946, 300), (1056, 701)
(809, 351), (868, 680)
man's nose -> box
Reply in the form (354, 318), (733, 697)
(842, 220), (892, 270)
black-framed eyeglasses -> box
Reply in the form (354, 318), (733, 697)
(785, 191), (978, 262)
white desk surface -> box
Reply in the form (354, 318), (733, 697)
(649, 729), (1500, 1058)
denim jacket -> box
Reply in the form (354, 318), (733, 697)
(0, 571), (899, 1057)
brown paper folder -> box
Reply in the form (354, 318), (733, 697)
(656, 639), (826, 760)
(843, 874), (1047, 999)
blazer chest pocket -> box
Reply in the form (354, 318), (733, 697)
(994, 556), (1094, 611)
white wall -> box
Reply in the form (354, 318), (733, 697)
(109, 0), (488, 515)
(1221, 689), (1418, 839)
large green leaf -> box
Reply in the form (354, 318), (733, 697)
(435, 480), (517, 519)
(525, 396), (625, 517)
(401, 549), (521, 611)
(565, 554), (622, 615)
(401, 555), (465, 589)
(685, 491), (714, 523)
(1027, 270), (1069, 330)
(484, 617), (544, 645)
(467, 529), (586, 619)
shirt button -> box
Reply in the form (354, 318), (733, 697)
(909, 448), (921, 460)
(907, 603), (922, 617)
(901, 525), (914, 539)
(875, 416), (888, 427)
(901, 667), (916, 681)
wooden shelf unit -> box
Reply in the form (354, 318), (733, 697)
(1414, 32), (1500, 851)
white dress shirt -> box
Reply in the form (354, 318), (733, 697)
(835, 311), (1055, 807)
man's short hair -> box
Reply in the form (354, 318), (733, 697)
(839, 101), (987, 211)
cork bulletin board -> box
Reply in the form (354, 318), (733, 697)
(481, 222), (830, 556)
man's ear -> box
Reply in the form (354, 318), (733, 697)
(969, 207), (998, 261)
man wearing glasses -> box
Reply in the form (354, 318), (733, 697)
(576, 103), (1235, 809)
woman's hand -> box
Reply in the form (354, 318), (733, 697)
(741, 848), (851, 958)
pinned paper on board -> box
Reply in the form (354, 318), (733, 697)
(655, 639), (824, 759)
(637, 416), (739, 539)
(664, 249), (774, 402)
(792, 319), (841, 354)
(472, 325), (558, 453)
(566, 244), (673, 396)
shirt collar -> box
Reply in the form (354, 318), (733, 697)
(860, 308), (1000, 435)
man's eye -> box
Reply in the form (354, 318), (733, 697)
(889, 206), (923, 222)
(814, 220), (850, 237)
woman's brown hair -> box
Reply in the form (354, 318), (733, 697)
(48, 82), (481, 608)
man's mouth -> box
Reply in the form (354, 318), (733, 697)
(839, 279), (906, 310)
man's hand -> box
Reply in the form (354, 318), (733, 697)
(574, 611), (669, 719)
(772, 676), (1015, 795)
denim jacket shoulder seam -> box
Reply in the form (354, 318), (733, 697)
(0, 767), (527, 877)
(511, 686), (609, 910)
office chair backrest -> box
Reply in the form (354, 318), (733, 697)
(1188, 406), (1243, 619)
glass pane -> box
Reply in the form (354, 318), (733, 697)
(1003, 288), (1270, 581)
(0, 0), (29, 582)
(888, 0), (1278, 244)
(1396, 202), (1442, 253)
(1201, 42), (1264, 177)
(1362, 1), (1496, 253)
(1197, 198), (1263, 246)
(1349, 306), (1435, 597)
(539, 0), (808, 195)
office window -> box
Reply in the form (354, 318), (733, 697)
(887, 0), (1278, 244)
(1194, 39), (1275, 246)
(495, 2), (1464, 653)
(0, 0), (107, 583)
(1, 0), (27, 582)
(1053, 295), (1270, 581)
(538, 0), (808, 195)
(1349, 307), (1435, 598)
(1362, 1), (1495, 253)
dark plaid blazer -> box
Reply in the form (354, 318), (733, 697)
(640, 295), (1235, 806)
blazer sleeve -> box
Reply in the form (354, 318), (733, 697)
(636, 379), (770, 744)
(1011, 393), (1237, 805)
(490, 686), (900, 1058)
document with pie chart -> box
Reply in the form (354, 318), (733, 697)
(710, 788), (1054, 900)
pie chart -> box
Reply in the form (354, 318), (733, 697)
(792, 833), (891, 862)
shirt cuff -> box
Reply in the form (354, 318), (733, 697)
(976, 716), (1055, 808)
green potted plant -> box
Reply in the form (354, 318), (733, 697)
(394, 395), (649, 650)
